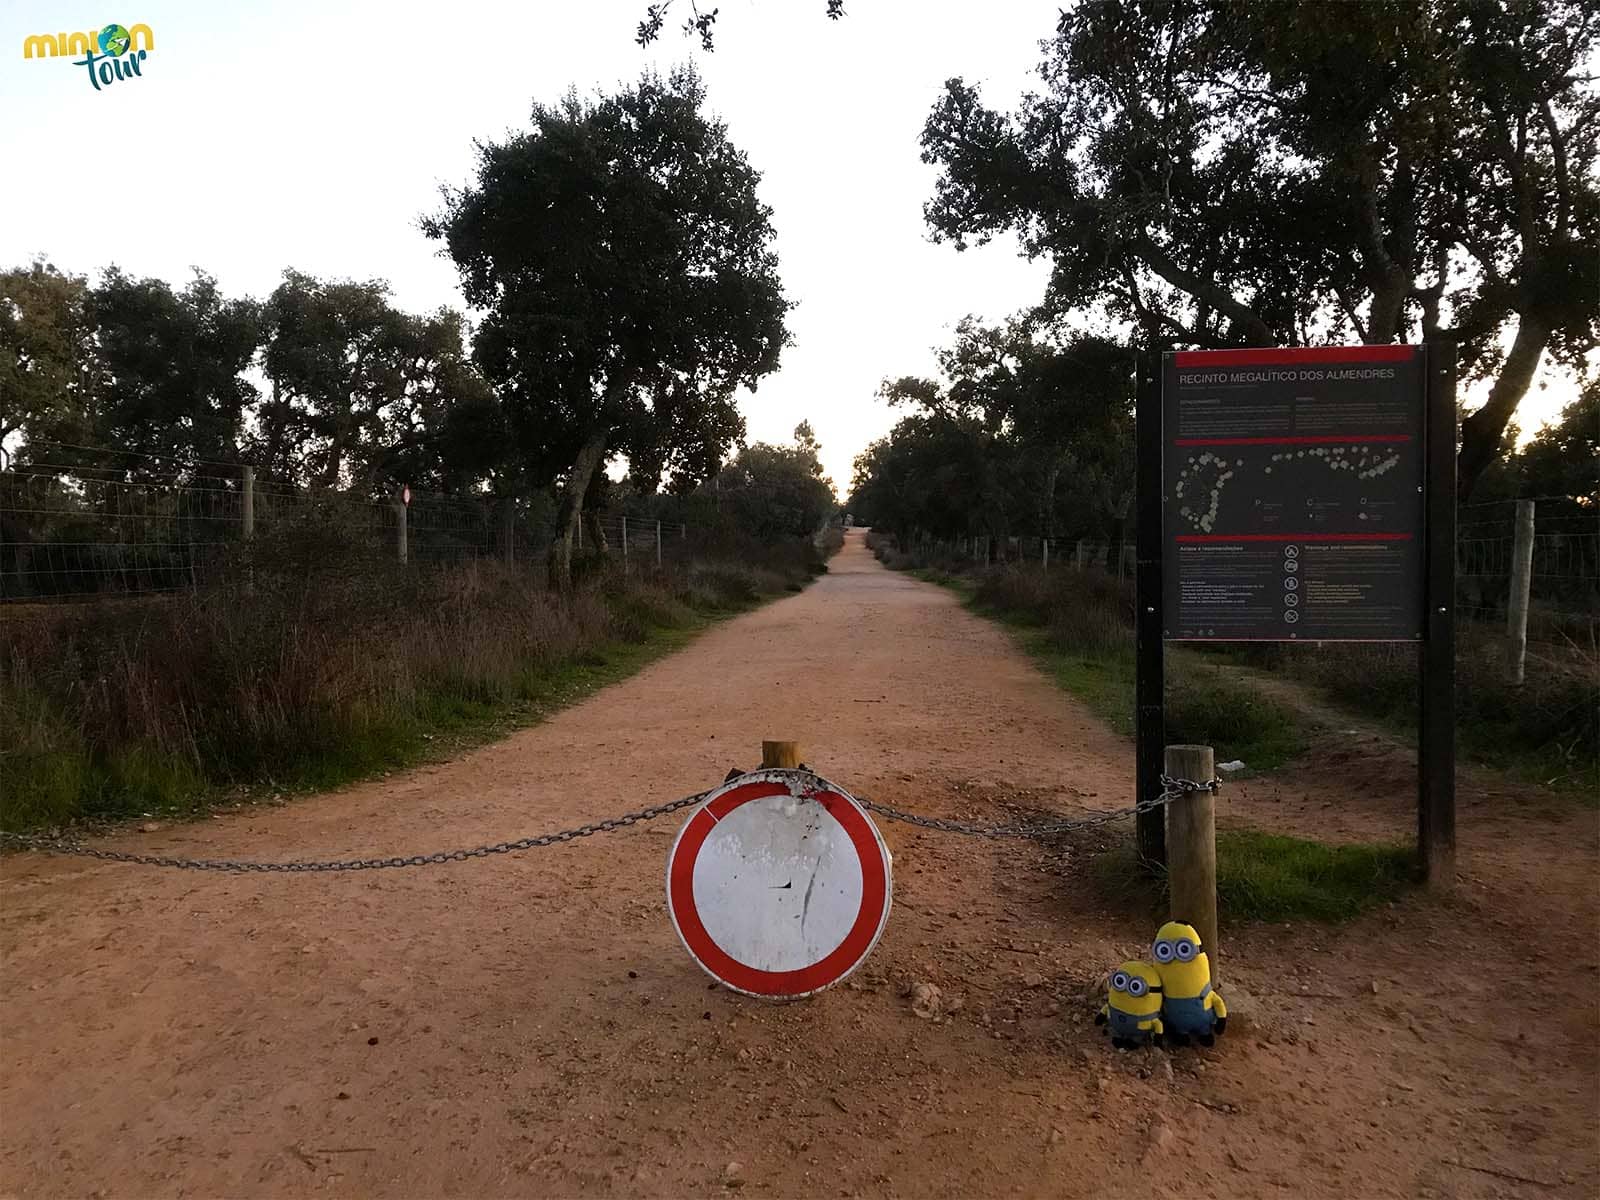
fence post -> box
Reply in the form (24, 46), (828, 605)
(1164, 744), (1218, 983)
(622, 515), (629, 570)
(1075, 539), (1086, 570)
(394, 486), (408, 565)
(241, 466), (255, 539)
(681, 522), (687, 541)
(762, 740), (802, 769)
(1506, 499), (1535, 685)
(1042, 538), (1050, 570)
(502, 497), (516, 565)
(656, 519), (662, 568)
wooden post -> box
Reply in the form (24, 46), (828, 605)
(1042, 538), (1050, 570)
(656, 519), (663, 568)
(1075, 539), (1086, 570)
(1165, 744), (1217, 981)
(761, 740), (801, 768)
(622, 515), (629, 570)
(394, 487), (408, 565)
(502, 497), (516, 565)
(241, 466), (255, 539)
(1506, 499), (1535, 685)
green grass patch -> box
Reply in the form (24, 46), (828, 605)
(915, 572), (1307, 770)
(1090, 830), (1415, 923)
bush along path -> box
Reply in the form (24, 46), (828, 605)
(1, 524), (841, 832)
(872, 535), (1597, 797)
(1, 531), (1594, 1199)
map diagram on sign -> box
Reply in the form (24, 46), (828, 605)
(1174, 445), (1407, 534)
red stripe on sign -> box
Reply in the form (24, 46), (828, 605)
(1173, 435), (1413, 446)
(1173, 345), (1418, 367)
(1175, 533), (1412, 543)
(668, 780), (889, 998)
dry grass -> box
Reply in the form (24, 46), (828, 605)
(1, 516), (830, 831)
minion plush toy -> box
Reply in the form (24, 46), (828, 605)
(1094, 961), (1164, 1049)
(1151, 921), (1227, 1046)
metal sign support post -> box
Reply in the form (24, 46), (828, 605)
(1134, 353), (1166, 866)
(1419, 340), (1457, 888)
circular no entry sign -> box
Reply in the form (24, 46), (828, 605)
(667, 769), (892, 999)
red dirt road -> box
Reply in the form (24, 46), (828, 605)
(2, 532), (1596, 1198)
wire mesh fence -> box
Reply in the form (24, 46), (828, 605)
(1455, 500), (1597, 637)
(897, 500), (1597, 646)
(0, 465), (697, 603)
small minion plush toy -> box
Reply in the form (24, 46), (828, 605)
(1151, 921), (1227, 1046)
(1094, 961), (1164, 1049)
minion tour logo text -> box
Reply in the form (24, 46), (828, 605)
(22, 23), (154, 92)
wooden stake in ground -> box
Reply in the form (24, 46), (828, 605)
(761, 741), (802, 769)
(1165, 744), (1218, 980)
(1506, 498), (1535, 685)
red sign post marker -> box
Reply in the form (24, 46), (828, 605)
(667, 769), (892, 999)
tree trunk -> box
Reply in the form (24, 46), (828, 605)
(547, 432), (608, 591)
(1457, 315), (1551, 502)
(1041, 461), (1061, 540)
(1103, 491), (1132, 574)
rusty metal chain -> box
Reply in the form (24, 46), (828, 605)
(0, 790), (712, 873)
(855, 775), (1221, 840)
(0, 775), (1223, 871)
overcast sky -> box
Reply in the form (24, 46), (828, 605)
(0, 0), (1574, 491)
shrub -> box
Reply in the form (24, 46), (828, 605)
(0, 520), (825, 831)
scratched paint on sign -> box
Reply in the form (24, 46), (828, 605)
(691, 792), (865, 972)
(666, 769), (893, 999)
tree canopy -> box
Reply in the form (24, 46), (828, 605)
(635, 1), (844, 50)
(853, 320), (1136, 561)
(920, 0), (1598, 499)
(426, 67), (791, 587)
(712, 422), (837, 541)
(1, 260), (494, 495)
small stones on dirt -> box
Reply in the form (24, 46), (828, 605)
(1142, 1121), (1176, 1163)
(1022, 971), (1045, 989)
(906, 981), (943, 1020)
(138, 823), (162, 833)
(722, 1161), (745, 1188)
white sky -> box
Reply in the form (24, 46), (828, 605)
(0, 0), (1574, 490)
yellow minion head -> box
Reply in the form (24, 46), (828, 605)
(1106, 959), (1163, 1017)
(1151, 921), (1211, 995)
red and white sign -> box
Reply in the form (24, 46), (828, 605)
(667, 769), (892, 999)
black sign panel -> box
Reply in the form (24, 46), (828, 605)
(1161, 347), (1425, 641)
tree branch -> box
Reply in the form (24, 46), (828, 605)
(1133, 234), (1274, 344)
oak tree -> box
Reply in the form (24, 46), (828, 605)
(427, 68), (790, 588)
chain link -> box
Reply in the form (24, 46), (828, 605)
(0, 774), (1223, 871)
(856, 774), (1221, 840)
(0, 790), (712, 873)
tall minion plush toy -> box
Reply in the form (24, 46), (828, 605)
(1151, 921), (1227, 1047)
(1094, 961), (1164, 1049)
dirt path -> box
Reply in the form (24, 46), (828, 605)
(2, 531), (1595, 1199)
